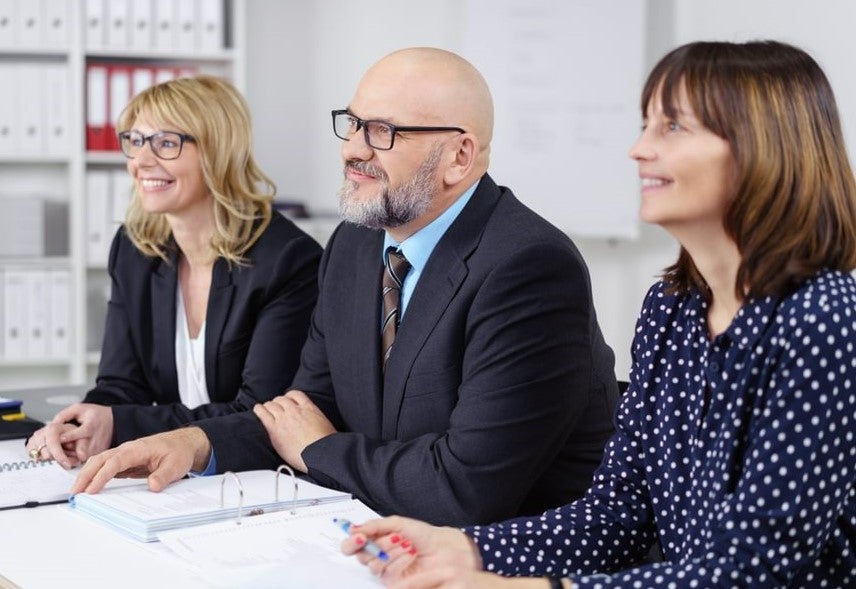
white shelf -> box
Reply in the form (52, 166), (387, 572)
(0, 0), (245, 387)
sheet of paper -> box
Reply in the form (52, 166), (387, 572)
(159, 498), (383, 588)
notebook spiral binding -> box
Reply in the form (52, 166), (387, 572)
(0, 459), (55, 472)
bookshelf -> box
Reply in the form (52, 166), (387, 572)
(0, 0), (245, 390)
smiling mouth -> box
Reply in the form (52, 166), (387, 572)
(140, 179), (173, 189)
(641, 177), (670, 188)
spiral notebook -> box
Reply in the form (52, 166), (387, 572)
(0, 455), (76, 510)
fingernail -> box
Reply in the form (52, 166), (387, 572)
(409, 547), (417, 555)
(389, 534), (400, 544)
(401, 540), (411, 548)
(355, 536), (365, 546)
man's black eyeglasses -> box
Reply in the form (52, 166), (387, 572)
(332, 110), (465, 151)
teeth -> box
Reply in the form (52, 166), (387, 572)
(641, 177), (668, 187)
(140, 179), (170, 188)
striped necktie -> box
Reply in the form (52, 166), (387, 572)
(381, 247), (411, 371)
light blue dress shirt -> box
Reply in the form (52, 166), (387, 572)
(382, 180), (478, 319)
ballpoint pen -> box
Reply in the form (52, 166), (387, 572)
(333, 517), (389, 561)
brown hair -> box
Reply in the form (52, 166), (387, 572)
(642, 40), (856, 299)
(118, 76), (275, 265)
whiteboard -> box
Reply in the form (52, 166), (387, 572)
(460, 0), (646, 239)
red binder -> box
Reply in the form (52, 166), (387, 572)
(85, 63), (109, 151)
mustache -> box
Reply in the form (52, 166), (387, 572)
(344, 160), (388, 181)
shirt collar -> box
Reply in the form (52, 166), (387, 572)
(382, 179), (479, 271)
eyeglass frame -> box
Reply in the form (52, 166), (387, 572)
(117, 130), (196, 160)
(331, 109), (465, 151)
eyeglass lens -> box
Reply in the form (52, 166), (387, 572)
(334, 113), (394, 150)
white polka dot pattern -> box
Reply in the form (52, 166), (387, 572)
(467, 270), (856, 588)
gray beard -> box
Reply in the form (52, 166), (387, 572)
(338, 145), (441, 230)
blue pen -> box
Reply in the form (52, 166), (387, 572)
(334, 517), (389, 562)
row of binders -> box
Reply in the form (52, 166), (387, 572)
(0, 0), (69, 50)
(0, 0), (225, 53)
(86, 61), (201, 152)
(85, 0), (225, 53)
(0, 268), (71, 361)
(0, 63), (70, 157)
(87, 169), (133, 267)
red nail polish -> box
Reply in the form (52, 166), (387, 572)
(389, 534), (400, 544)
(401, 540), (411, 548)
(409, 547), (417, 555)
(355, 536), (365, 546)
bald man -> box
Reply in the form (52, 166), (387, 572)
(73, 48), (619, 527)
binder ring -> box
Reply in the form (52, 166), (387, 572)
(219, 471), (244, 525)
(275, 464), (298, 514)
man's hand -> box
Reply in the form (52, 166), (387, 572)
(71, 427), (212, 495)
(253, 390), (336, 473)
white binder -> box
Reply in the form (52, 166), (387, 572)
(110, 168), (132, 228)
(0, 0), (15, 47)
(153, 0), (175, 51)
(16, 0), (41, 47)
(84, 0), (105, 50)
(86, 170), (112, 267)
(198, 0), (222, 52)
(42, 0), (70, 48)
(129, 0), (153, 51)
(47, 269), (71, 359)
(105, 0), (129, 49)
(24, 271), (49, 359)
(2, 269), (28, 360)
(175, 0), (196, 52)
(17, 65), (45, 155)
(0, 63), (16, 155)
(43, 63), (71, 157)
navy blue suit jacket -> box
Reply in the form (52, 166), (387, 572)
(85, 212), (322, 445)
(197, 175), (618, 526)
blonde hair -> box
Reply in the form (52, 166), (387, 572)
(118, 75), (275, 265)
(642, 40), (856, 299)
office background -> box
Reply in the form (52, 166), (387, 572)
(2, 0), (854, 388)
(243, 0), (856, 380)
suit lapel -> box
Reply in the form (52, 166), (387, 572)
(151, 253), (179, 397)
(381, 175), (501, 438)
(205, 258), (235, 401)
(349, 231), (385, 437)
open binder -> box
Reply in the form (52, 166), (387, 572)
(70, 466), (351, 542)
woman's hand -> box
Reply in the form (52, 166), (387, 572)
(341, 515), (489, 587)
(26, 403), (114, 468)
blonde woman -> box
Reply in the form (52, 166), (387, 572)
(28, 76), (321, 468)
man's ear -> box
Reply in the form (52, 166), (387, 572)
(443, 133), (479, 185)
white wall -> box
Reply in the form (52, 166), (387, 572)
(244, 0), (856, 380)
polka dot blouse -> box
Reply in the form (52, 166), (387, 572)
(468, 269), (856, 588)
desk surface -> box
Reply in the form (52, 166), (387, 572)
(0, 439), (218, 589)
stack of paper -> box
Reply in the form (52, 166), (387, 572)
(70, 470), (352, 542)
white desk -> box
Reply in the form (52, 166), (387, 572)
(0, 438), (218, 589)
(0, 504), (221, 589)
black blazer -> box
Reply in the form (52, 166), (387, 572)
(85, 212), (322, 445)
(198, 175), (618, 526)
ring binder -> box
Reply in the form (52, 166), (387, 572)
(275, 464), (298, 514)
(219, 471), (244, 524)
(219, 465), (300, 524)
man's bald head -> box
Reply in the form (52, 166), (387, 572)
(357, 47), (493, 164)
